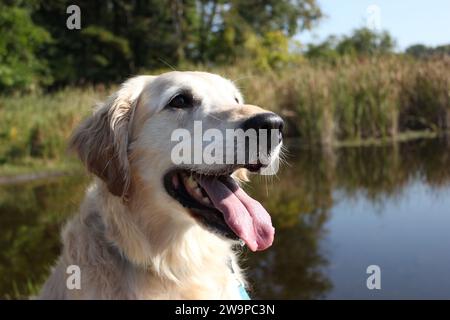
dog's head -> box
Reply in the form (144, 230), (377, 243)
(71, 71), (284, 252)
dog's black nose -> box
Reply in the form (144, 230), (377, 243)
(242, 113), (284, 143)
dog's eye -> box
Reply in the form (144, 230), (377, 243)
(234, 97), (239, 104)
(167, 94), (193, 109)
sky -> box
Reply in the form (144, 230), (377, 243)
(296, 0), (450, 51)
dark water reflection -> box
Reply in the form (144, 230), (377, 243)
(1, 138), (450, 299)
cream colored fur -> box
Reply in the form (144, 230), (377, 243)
(39, 72), (275, 300)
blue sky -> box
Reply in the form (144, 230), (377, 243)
(296, 0), (450, 50)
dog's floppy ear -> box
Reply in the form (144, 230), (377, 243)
(70, 78), (147, 198)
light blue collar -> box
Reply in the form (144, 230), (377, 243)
(227, 257), (251, 300)
(238, 283), (251, 300)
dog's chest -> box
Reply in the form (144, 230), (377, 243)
(131, 267), (246, 300)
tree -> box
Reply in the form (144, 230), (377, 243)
(305, 36), (339, 60)
(196, 0), (322, 63)
(336, 28), (395, 56)
(405, 44), (429, 58)
(406, 43), (450, 59)
(305, 28), (396, 61)
(31, 0), (186, 85)
(0, 2), (50, 91)
(1, 0), (323, 89)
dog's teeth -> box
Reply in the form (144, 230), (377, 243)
(194, 187), (202, 197)
(202, 197), (211, 204)
(186, 176), (198, 189)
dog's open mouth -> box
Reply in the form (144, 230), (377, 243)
(163, 169), (275, 251)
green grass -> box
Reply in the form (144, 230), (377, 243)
(225, 55), (450, 144)
(1, 56), (449, 176)
(0, 86), (109, 176)
(0, 158), (81, 178)
(334, 130), (440, 148)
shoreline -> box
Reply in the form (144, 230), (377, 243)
(0, 131), (447, 185)
(0, 169), (82, 185)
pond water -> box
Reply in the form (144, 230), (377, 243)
(1, 138), (450, 299)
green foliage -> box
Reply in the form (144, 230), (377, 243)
(79, 26), (131, 82)
(336, 28), (395, 56)
(305, 36), (339, 61)
(32, 0), (178, 85)
(227, 56), (449, 145)
(196, 0), (322, 63)
(1, 56), (449, 173)
(0, 3), (51, 92)
(0, 0), (323, 89)
(0, 86), (105, 166)
(239, 30), (300, 70)
(405, 44), (430, 58)
(0, 2), (449, 169)
(399, 58), (450, 131)
(406, 43), (450, 59)
(306, 28), (396, 60)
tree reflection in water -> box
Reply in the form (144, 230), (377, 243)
(1, 137), (450, 298)
(244, 137), (450, 299)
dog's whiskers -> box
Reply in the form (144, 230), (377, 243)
(158, 57), (177, 71)
(231, 75), (255, 83)
(206, 113), (223, 122)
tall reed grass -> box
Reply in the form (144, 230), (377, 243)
(230, 55), (450, 145)
(0, 87), (105, 168)
(1, 56), (449, 168)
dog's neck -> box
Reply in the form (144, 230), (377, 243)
(85, 180), (239, 285)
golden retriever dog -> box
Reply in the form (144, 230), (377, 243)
(39, 71), (284, 299)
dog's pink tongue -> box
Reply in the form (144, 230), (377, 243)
(197, 176), (274, 251)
